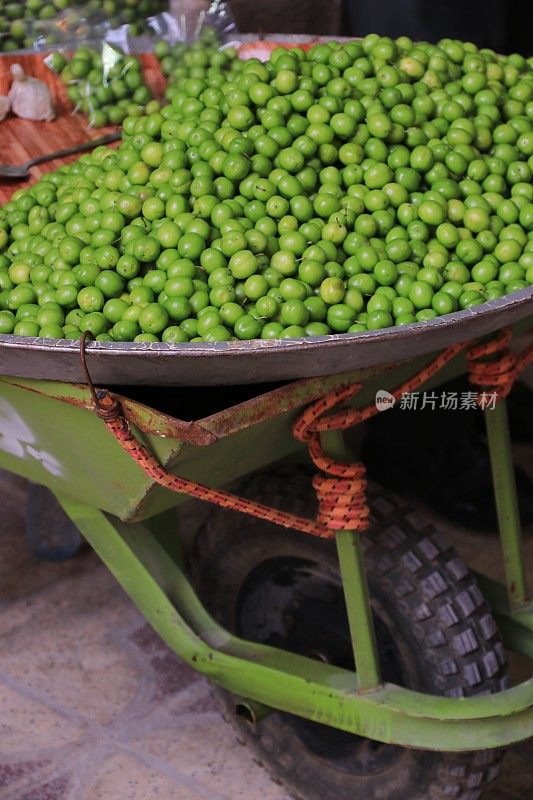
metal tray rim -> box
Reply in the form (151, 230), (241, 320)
(1, 288), (531, 386)
(1, 286), (532, 359)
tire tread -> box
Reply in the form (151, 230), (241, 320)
(192, 466), (507, 800)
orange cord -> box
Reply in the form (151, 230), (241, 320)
(467, 328), (533, 401)
(84, 328), (531, 539)
(98, 395), (332, 539)
(292, 342), (465, 531)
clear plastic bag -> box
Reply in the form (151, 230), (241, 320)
(155, 1), (237, 45)
(152, 1), (239, 90)
(45, 41), (155, 127)
(0, 1), (168, 54)
(105, 3), (239, 60)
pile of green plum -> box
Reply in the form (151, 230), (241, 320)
(0, 0), (166, 52)
(49, 46), (155, 127)
(1, 35), (532, 344)
(0, 0), (68, 52)
(154, 26), (226, 86)
(83, 0), (167, 36)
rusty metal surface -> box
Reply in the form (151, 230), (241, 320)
(1, 364), (389, 447)
(0, 288), (531, 386)
(0, 377), (217, 445)
(196, 365), (390, 439)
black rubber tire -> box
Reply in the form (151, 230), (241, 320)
(191, 466), (508, 800)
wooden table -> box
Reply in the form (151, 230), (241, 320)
(0, 53), (165, 204)
(0, 116), (121, 204)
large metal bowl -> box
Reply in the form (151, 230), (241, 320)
(0, 287), (532, 386)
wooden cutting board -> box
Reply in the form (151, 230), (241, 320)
(0, 53), (166, 204)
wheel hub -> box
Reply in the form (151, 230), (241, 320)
(236, 556), (407, 776)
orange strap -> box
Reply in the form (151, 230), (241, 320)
(90, 340), (462, 539)
(99, 400), (333, 538)
(467, 328), (533, 401)
(85, 328), (530, 539)
(292, 341), (466, 531)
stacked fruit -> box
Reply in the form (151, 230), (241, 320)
(49, 46), (156, 127)
(0, 35), (532, 343)
(154, 26), (225, 83)
(0, 0), (167, 53)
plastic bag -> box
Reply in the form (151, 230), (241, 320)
(154, 1), (237, 45)
(8, 64), (55, 121)
(98, 3), (238, 54)
(152, 2), (238, 88)
(0, 1), (168, 54)
(45, 42), (154, 127)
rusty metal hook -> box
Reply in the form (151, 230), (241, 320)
(79, 332), (120, 421)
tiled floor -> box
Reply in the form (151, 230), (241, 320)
(0, 467), (531, 800)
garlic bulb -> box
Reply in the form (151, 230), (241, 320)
(8, 64), (55, 122)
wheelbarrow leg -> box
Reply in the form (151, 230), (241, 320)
(484, 398), (528, 609)
(320, 430), (381, 690)
(336, 530), (381, 689)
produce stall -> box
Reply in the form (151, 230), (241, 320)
(0, 22), (532, 800)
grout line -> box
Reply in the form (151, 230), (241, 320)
(108, 740), (238, 800)
(0, 668), (94, 730)
(0, 670), (237, 800)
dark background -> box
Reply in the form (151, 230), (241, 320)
(230, 0), (531, 55)
(346, 0), (530, 55)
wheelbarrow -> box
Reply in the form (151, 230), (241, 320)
(1, 288), (533, 800)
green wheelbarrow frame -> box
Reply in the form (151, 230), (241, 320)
(0, 345), (532, 753)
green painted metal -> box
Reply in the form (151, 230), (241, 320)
(55, 494), (533, 752)
(336, 531), (382, 689)
(234, 698), (273, 725)
(2, 331), (533, 755)
(0, 348), (472, 522)
(0, 356), (457, 523)
(320, 428), (382, 690)
(494, 620), (533, 661)
(475, 573), (533, 631)
(0, 376), (307, 521)
(0, 377), (152, 516)
(484, 400), (528, 609)
(475, 573), (533, 659)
